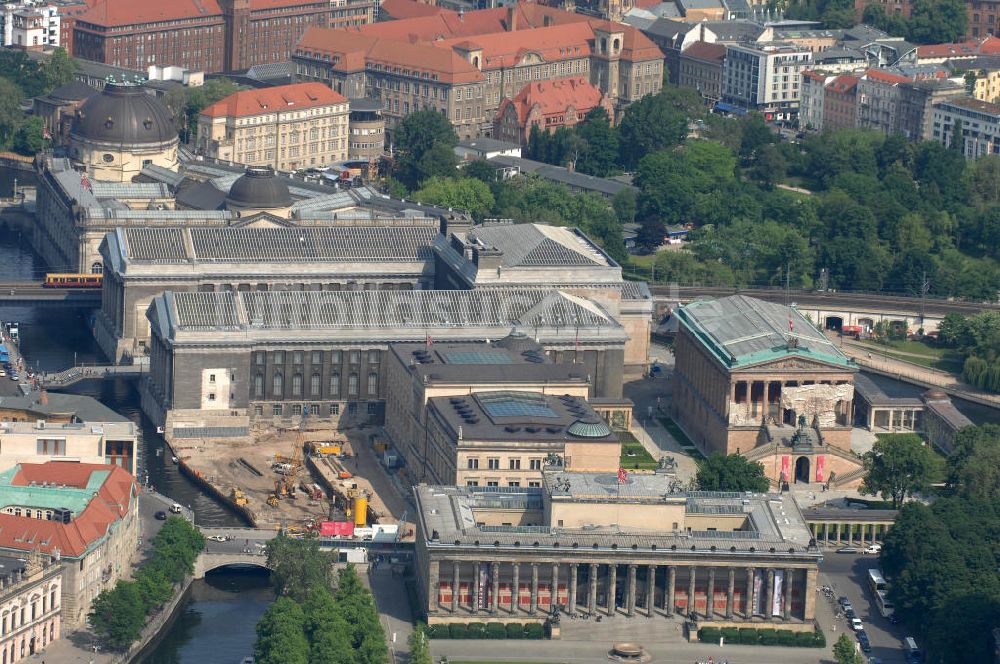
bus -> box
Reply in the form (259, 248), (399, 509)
(867, 568), (887, 595)
(875, 589), (895, 618)
(42, 273), (103, 289)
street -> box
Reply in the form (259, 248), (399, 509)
(820, 550), (908, 664)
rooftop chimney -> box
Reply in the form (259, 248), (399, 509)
(507, 5), (517, 31)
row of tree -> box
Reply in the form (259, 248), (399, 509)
(937, 311), (1000, 391)
(254, 536), (387, 664)
(0, 49), (77, 156)
(879, 424), (1000, 663)
(89, 517), (205, 649)
(783, 0), (967, 44)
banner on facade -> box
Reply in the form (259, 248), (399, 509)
(815, 455), (826, 483)
(478, 563), (489, 610)
(780, 455), (790, 483)
(752, 570), (764, 616)
(772, 569), (784, 617)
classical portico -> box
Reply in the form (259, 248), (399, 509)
(414, 474), (822, 628)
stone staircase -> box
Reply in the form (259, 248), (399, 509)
(557, 613), (687, 643)
(830, 466), (866, 488)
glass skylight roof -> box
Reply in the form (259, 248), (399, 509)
(442, 351), (515, 365)
(479, 392), (558, 419)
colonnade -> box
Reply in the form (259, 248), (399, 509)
(428, 560), (816, 622)
(730, 379), (852, 427)
(809, 520), (892, 546)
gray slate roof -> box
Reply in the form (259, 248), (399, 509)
(470, 224), (609, 268)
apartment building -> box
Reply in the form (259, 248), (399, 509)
(931, 96), (1000, 157)
(721, 42), (812, 119)
(0, 1), (60, 49)
(856, 69), (911, 134)
(197, 82), (350, 171)
(72, 0), (374, 74)
(824, 74), (860, 130)
(800, 70), (835, 130)
(293, 2), (663, 139)
(678, 40), (726, 102)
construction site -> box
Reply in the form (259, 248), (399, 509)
(168, 423), (413, 539)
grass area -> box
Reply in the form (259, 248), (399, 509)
(877, 348), (964, 373)
(657, 416), (706, 461)
(619, 432), (658, 470)
(856, 338), (952, 358)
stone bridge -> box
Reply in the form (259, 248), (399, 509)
(193, 527), (277, 579)
(193, 550), (271, 579)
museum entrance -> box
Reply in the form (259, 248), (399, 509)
(795, 456), (811, 483)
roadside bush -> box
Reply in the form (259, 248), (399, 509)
(758, 629), (779, 645)
(738, 628), (759, 645)
(776, 630), (796, 646)
(449, 623), (468, 639)
(720, 627), (739, 643)
(698, 627), (721, 643)
(505, 623), (525, 638)
(524, 623), (544, 639)
(466, 622), (486, 638)
(427, 624), (450, 639)
(485, 623), (506, 639)
(812, 628), (826, 647)
(795, 631), (817, 647)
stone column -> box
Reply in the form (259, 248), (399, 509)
(666, 566), (676, 616)
(726, 568), (735, 619)
(626, 564), (637, 616)
(783, 568), (793, 621)
(764, 569), (774, 621)
(588, 563), (598, 614)
(511, 562), (520, 614)
(745, 567), (754, 618)
(529, 563), (539, 614)
(491, 562), (500, 613)
(551, 563), (560, 614)
(803, 568), (818, 620)
(429, 560), (440, 614)
(452, 561), (460, 613)
(607, 564), (617, 616)
(687, 567), (696, 620)
(646, 565), (656, 616)
(705, 568), (715, 620)
(569, 564), (578, 614)
(847, 524), (854, 545)
(473, 562), (481, 614)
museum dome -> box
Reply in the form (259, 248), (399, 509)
(226, 166), (293, 210)
(493, 330), (542, 354)
(72, 82), (177, 145)
(567, 418), (612, 439)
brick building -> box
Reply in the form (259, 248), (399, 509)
(293, 2), (663, 139)
(671, 295), (862, 488)
(823, 73), (859, 130)
(493, 77), (613, 146)
(72, 0), (374, 73)
(678, 40), (726, 103)
(197, 82), (350, 171)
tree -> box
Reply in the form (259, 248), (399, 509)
(908, 0), (967, 44)
(617, 90), (689, 170)
(833, 632), (864, 664)
(695, 453), (770, 492)
(860, 434), (938, 508)
(409, 625), (433, 664)
(947, 424), (1000, 499)
(12, 116), (44, 156)
(393, 110), (458, 189)
(254, 596), (310, 664)
(89, 581), (146, 649)
(575, 107), (619, 177)
(462, 158), (498, 184)
(0, 78), (25, 148)
(42, 48), (77, 92)
(334, 565), (387, 664)
(635, 216), (666, 253)
(266, 536), (335, 604)
(612, 187), (637, 225)
(304, 589), (354, 664)
(169, 78), (243, 141)
(413, 176), (495, 219)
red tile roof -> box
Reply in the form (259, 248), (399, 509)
(827, 74), (859, 94)
(201, 82), (346, 118)
(435, 22), (597, 69)
(681, 41), (726, 63)
(864, 69), (911, 84)
(379, 0), (444, 20)
(501, 76), (607, 125)
(917, 40), (980, 59)
(78, 0), (222, 27)
(979, 36), (1000, 55)
(0, 463), (137, 559)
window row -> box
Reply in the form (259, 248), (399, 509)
(253, 371), (378, 398)
(466, 457), (545, 470)
(254, 350), (379, 366)
(252, 401), (379, 417)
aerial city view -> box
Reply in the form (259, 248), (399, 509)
(0, 0), (997, 662)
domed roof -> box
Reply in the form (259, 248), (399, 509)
(72, 82), (177, 145)
(566, 418), (612, 439)
(47, 80), (98, 103)
(226, 167), (292, 209)
(493, 330), (542, 354)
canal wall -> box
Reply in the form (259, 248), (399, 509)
(108, 576), (194, 664)
(169, 443), (258, 527)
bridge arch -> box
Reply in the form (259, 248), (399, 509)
(194, 552), (272, 579)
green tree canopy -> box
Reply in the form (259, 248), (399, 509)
(616, 88), (690, 170)
(89, 581), (146, 649)
(266, 535), (336, 604)
(393, 109), (458, 189)
(695, 453), (770, 492)
(169, 78), (244, 140)
(860, 434), (938, 508)
(575, 107), (619, 177)
(413, 176), (495, 219)
(908, 0), (967, 44)
(833, 632), (865, 664)
(254, 596), (310, 664)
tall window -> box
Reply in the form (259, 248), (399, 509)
(310, 373), (321, 397)
(272, 373), (283, 398)
(348, 373), (359, 396)
(292, 373), (303, 397)
(330, 372), (340, 395)
(36, 439), (65, 456)
(254, 374), (264, 398)
(367, 372), (378, 396)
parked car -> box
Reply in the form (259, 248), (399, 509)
(845, 607), (856, 619)
(837, 546), (859, 553)
(154, 511), (168, 520)
(864, 544), (882, 554)
(851, 617), (864, 631)
(858, 631), (872, 653)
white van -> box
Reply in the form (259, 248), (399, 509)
(169, 503), (183, 514)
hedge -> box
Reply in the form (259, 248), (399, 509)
(426, 622), (550, 639)
(699, 626), (825, 648)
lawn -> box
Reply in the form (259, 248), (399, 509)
(619, 432), (658, 470)
(657, 416), (706, 461)
(856, 338), (952, 358)
(870, 348), (964, 373)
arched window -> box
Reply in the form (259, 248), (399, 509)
(254, 374), (264, 398)
(291, 373), (303, 397)
(348, 373), (359, 397)
(367, 372), (378, 397)
(613, 37), (620, 52)
(272, 373), (283, 398)
(330, 372), (340, 396)
(310, 373), (321, 397)
(91, 262), (103, 274)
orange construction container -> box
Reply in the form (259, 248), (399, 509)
(353, 496), (368, 527)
